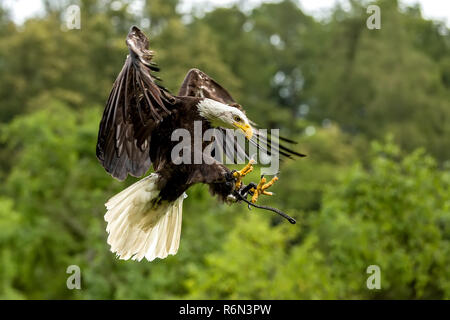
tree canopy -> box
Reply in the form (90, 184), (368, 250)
(0, 0), (449, 299)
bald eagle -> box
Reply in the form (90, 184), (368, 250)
(96, 26), (304, 262)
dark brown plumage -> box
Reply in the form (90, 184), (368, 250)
(97, 26), (305, 261)
(97, 26), (304, 203)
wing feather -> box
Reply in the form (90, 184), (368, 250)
(97, 26), (175, 180)
(178, 68), (245, 112)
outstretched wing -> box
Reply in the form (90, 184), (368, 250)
(96, 26), (175, 181)
(178, 68), (244, 112)
(178, 68), (305, 160)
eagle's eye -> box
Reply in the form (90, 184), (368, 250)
(233, 115), (242, 122)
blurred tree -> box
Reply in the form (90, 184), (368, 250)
(151, 18), (240, 96)
(197, 1), (318, 131)
(0, 0), (449, 300)
(0, 197), (25, 299)
(278, 121), (363, 213)
(186, 214), (339, 299)
(306, 0), (450, 161)
(313, 137), (450, 299)
(143, 0), (179, 31)
(0, 100), (249, 299)
(187, 139), (450, 299)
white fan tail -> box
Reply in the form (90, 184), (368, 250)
(104, 173), (186, 262)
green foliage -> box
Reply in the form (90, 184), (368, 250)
(306, 0), (450, 160)
(186, 214), (338, 299)
(0, 0), (449, 299)
(313, 138), (450, 298)
(187, 139), (450, 299)
(0, 101), (247, 299)
(0, 197), (25, 299)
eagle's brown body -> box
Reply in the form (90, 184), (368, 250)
(147, 95), (235, 203)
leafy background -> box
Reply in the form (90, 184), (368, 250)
(0, 0), (449, 299)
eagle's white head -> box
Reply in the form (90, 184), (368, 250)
(197, 98), (253, 139)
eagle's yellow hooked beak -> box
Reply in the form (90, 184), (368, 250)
(234, 122), (253, 140)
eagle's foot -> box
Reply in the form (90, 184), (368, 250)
(250, 176), (278, 203)
(232, 159), (256, 189)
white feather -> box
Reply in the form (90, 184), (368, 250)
(104, 173), (187, 262)
(197, 98), (248, 128)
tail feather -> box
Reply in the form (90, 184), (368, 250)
(104, 173), (186, 262)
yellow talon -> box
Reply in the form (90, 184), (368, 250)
(233, 159), (255, 189)
(251, 176), (278, 203)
